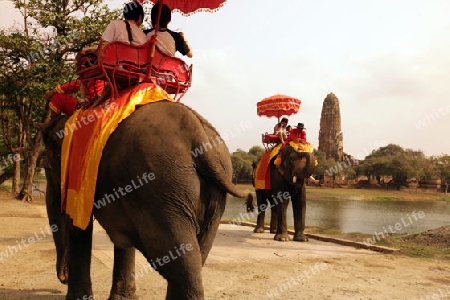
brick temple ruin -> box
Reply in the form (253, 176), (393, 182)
(315, 93), (444, 192)
(318, 93), (344, 162)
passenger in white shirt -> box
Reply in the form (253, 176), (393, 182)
(88, 1), (147, 103)
(101, 1), (147, 45)
(274, 117), (289, 144)
(145, 3), (193, 57)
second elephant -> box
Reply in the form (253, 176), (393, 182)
(250, 145), (315, 241)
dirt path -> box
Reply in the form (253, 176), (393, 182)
(0, 195), (449, 300)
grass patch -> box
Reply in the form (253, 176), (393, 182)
(305, 187), (448, 201)
(372, 196), (403, 201)
(305, 227), (450, 260)
(306, 226), (342, 235)
(438, 196), (450, 201)
(379, 236), (450, 260)
(1, 184), (12, 191)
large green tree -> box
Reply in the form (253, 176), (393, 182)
(312, 150), (337, 178)
(0, 0), (118, 200)
(355, 144), (436, 188)
(230, 146), (264, 183)
(431, 154), (450, 193)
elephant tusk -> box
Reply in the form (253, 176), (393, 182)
(292, 176), (297, 184)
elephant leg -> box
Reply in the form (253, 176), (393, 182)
(108, 247), (138, 300)
(254, 209), (266, 233)
(53, 214), (70, 284)
(274, 194), (290, 242)
(269, 203), (277, 234)
(45, 184), (69, 284)
(292, 183), (308, 242)
(57, 237), (69, 284)
(253, 190), (267, 233)
(156, 242), (204, 300)
(66, 219), (94, 300)
(197, 188), (226, 265)
(165, 260), (204, 299)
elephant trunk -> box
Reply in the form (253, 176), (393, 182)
(291, 152), (316, 180)
(303, 152), (316, 178)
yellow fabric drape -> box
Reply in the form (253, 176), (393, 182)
(289, 141), (314, 153)
(61, 83), (173, 229)
(289, 142), (318, 166)
(254, 144), (282, 190)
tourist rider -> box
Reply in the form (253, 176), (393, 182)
(85, 1), (147, 105)
(274, 123), (308, 165)
(273, 117), (288, 144)
(284, 123), (307, 145)
(34, 78), (105, 130)
(101, 1), (147, 45)
(144, 3), (193, 58)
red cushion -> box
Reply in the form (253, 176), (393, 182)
(262, 134), (280, 144)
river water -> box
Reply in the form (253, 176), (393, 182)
(224, 196), (450, 234)
(34, 180), (449, 235)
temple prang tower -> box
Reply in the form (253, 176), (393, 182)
(318, 93), (344, 162)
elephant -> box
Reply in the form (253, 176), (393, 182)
(249, 145), (315, 242)
(42, 100), (253, 300)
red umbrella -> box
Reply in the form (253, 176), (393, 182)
(257, 94), (302, 122)
(142, 0), (228, 15)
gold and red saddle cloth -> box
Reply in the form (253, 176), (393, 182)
(61, 82), (173, 230)
(254, 142), (314, 190)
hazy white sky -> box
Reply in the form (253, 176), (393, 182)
(2, 1), (449, 158)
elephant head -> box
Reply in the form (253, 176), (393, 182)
(276, 144), (315, 184)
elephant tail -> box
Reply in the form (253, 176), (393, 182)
(245, 193), (255, 212)
(196, 152), (255, 212)
(187, 106), (255, 212)
(219, 180), (254, 211)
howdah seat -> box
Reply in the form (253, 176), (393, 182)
(261, 133), (281, 151)
(76, 40), (192, 101)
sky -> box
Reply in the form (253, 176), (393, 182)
(1, 0), (449, 159)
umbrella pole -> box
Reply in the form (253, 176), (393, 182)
(146, 0), (164, 79)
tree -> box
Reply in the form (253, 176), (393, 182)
(311, 150), (357, 187)
(0, 0), (118, 200)
(313, 150), (337, 178)
(248, 145), (264, 163)
(230, 149), (253, 182)
(230, 146), (264, 183)
(355, 144), (434, 189)
(431, 154), (450, 193)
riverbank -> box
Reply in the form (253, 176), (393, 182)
(306, 186), (450, 201)
(236, 183), (450, 201)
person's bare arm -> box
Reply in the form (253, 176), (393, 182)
(180, 32), (193, 58)
(273, 124), (279, 134)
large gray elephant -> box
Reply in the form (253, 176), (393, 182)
(248, 145), (315, 242)
(43, 100), (252, 300)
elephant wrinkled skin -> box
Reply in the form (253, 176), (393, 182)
(43, 100), (252, 300)
(250, 145), (315, 242)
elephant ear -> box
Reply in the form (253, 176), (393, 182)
(275, 146), (291, 176)
(43, 115), (67, 151)
(276, 162), (286, 176)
